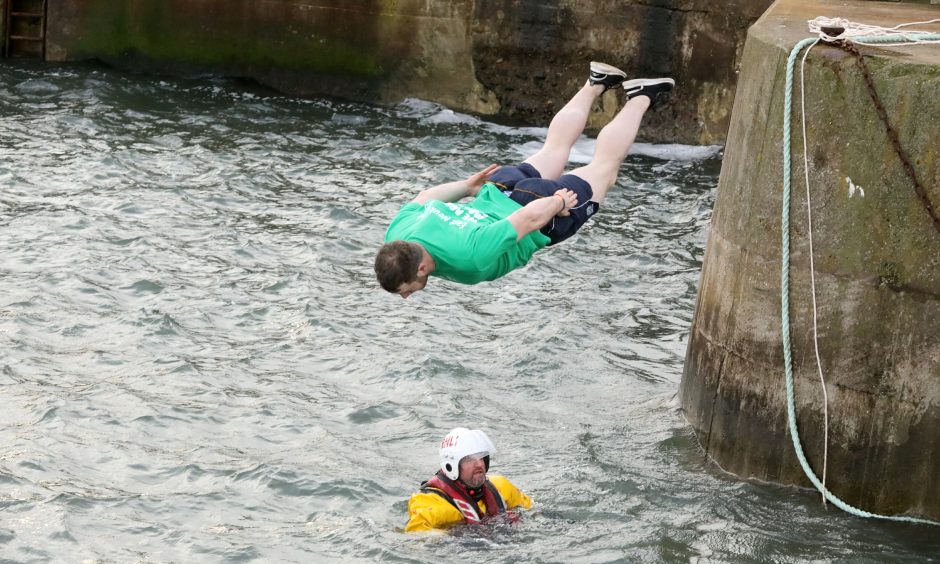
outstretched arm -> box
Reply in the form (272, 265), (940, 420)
(412, 164), (500, 205)
(506, 189), (578, 241)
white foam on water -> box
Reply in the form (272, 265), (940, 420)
(397, 98), (722, 162)
(513, 139), (721, 163)
(397, 98), (544, 136)
(631, 143), (722, 161)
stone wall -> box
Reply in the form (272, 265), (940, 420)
(469, 0), (770, 143)
(44, 0), (774, 144)
(681, 0), (940, 519)
(0, 0), (7, 54)
(45, 0), (497, 116)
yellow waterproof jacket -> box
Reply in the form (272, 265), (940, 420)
(405, 474), (532, 532)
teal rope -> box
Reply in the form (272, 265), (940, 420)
(854, 33), (940, 45)
(781, 33), (940, 525)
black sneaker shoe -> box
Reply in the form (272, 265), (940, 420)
(588, 61), (627, 93)
(623, 77), (675, 108)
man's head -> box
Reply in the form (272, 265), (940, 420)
(439, 427), (495, 488)
(374, 240), (430, 298)
(458, 454), (488, 489)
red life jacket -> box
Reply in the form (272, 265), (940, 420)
(422, 470), (517, 524)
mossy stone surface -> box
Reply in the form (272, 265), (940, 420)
(681, 0), (940, 520)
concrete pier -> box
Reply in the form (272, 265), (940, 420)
(39, 0), (774, 144)
(681, 0), (940, 519)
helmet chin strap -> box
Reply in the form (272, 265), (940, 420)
(459, 476), (487, 502)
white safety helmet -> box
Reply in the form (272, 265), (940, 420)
(438, 427), (496, 480)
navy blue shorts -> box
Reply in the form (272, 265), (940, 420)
(488, 163), (599, 245)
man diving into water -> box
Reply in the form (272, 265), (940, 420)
(375, 62), (674, 298)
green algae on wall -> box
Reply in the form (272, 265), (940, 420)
(45, 0), (776, 145)
(82, 25), (384, 76)
(46, 0), (498, 114)
(795, 53), (940, 288)
(58, 0), (386, 76)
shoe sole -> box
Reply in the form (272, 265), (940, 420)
(590, 61), (627, 78)
(623, 77), (675, 89)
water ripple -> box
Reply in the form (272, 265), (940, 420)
(1, 61), (937, 562)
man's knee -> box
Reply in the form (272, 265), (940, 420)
(566, 166), (614, 199)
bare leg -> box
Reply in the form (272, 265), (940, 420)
(568, 95), (650, 203)
(523, 84), (603, 180)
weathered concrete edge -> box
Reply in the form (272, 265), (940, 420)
(681, 0), (940, 520)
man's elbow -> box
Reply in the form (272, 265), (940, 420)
(509, 212), (544, 241)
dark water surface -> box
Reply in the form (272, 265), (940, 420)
(1, 62), (938, 562)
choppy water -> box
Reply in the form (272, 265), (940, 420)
(1, 61), (938, 563)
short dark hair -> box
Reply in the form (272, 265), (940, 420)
(374, 240), (422, 292)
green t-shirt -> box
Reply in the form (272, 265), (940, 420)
(384, 183), (551, 284)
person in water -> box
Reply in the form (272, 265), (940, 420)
(375, 61), (675, 298)
(405, 427), (532, 532)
